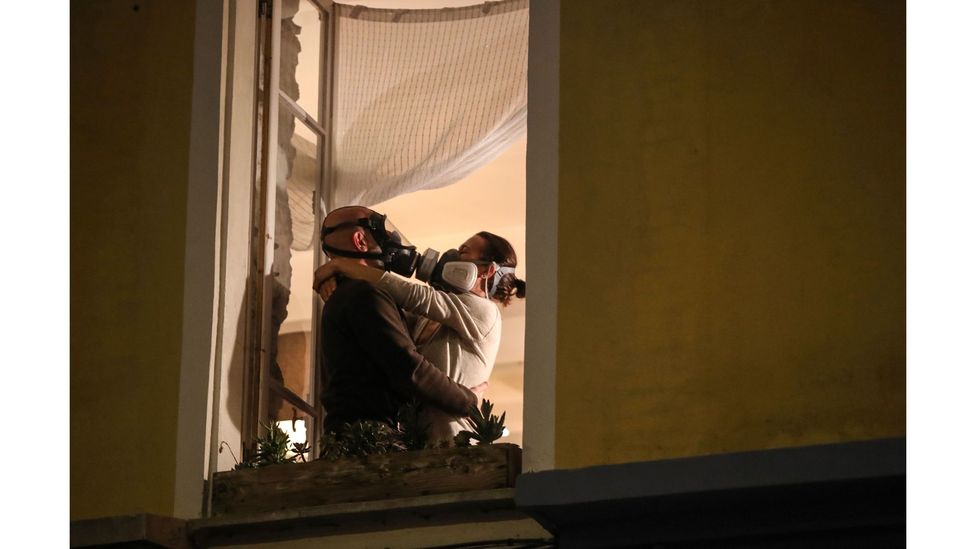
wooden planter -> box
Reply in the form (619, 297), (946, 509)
(211, 443), (522, 517)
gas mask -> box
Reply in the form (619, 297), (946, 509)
(416, 249), (519, 295)
(321, 211), (510, 295)
(414, 249), (485, 294)
(320, 212), (420, 277)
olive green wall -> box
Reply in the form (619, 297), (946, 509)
(555, 0), (905, 468)
(71, 0), (196, 519)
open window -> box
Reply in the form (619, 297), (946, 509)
(242, 0), (335, 461)
(211, 0), (536, 484)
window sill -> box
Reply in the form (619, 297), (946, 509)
(191, 443), (527, 545)
(211, 443), (521, 516)
(189, 488), (536, 546)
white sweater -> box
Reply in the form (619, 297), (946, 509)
(376, 272), (501, 441)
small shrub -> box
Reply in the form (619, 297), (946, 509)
(456, 399), (506, 446)
(233, 422), (309, 469)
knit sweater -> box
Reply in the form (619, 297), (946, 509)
(319, 278), (477, 432)
(376, 272), (502, 442)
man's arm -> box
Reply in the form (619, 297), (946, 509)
(343, 282), (477, 416)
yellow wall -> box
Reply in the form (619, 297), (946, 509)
(71, 0), (196, 519)
(555, 0), (905, 468)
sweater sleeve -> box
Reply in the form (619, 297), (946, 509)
(376, 272), (494, 342)
(344, 282), (476, 416)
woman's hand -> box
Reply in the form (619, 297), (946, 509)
(316, 276), (339, 302)
(313, 261), (342, 302)
(314, 258), (388, 302)
(468, 381), (489, 401)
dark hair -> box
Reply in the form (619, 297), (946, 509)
(476, 231), (526, 307)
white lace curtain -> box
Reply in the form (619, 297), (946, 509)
(331, 0), (529, 208)
(285, 0), (528, 251)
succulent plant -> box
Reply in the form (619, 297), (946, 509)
(319, 419), (405, 460)
(397, 399), (432, 451)
(457, 399), (506, 446)
(232, 421), (308, 469)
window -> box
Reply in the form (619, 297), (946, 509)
(243, 0), (335, 460)
(208, 0), (547, 481)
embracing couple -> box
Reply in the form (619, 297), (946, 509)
(314, 206), (526, 444)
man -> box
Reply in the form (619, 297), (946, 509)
(316, 206), (483, 433)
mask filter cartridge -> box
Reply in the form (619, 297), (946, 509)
(415, 248), (480, 293)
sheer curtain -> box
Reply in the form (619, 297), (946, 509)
(331, 0), (528, 208)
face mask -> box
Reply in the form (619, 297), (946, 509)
(415, 249), (484, 294)
(488, 265), (517, 296)
(321, 213), (496, 294)
(320, 212), (420, 277)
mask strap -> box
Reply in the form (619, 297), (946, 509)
(321, 242), (383, 261)
(488, 265), (517, 296)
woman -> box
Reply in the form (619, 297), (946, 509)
(314, 231), (526, 443)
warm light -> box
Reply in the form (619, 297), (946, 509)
(276, 419), (308, 459)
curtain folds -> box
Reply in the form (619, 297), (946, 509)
(288, 0), (528, 250)
(332, 0), (528, 210)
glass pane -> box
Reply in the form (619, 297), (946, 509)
(268, 109), (321, 405)
(280, 0), (322, 121)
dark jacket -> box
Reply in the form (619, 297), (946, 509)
(319, 278), (477, 431)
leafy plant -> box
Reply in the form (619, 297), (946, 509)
(290, 441), (310, 463)
(397, 400), (432, 451)
(254, 421), (292, 465)
(452, 431), (473, 448)
(319, 419), (405, 461)
(232, 422), (309, 469)
(457, 399), (507, 446)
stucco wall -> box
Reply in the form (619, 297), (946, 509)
(71, 0), (196, 519)
(555, 0), (905, 468)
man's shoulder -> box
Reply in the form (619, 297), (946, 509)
(329, 278), (396, 308)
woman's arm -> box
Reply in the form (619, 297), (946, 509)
(313, 259), (495, 341)
(314, 258), (383, 289)
(374, 272), (496, 341)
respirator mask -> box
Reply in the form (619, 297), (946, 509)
(414, 249), (485, 294)
(416, 249), (517, 295)
(320, 212), (420, 277)
(321, 211), (514, 295)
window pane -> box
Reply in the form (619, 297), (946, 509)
(280, 0), (322, 121)
(269, 110), (321, 405)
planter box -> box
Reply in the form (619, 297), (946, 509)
(211, 443), (521, 517)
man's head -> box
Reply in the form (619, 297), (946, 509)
(320, 206), (383, 267)
(322, 206), (378, 252)
(322, 206), (422, 276)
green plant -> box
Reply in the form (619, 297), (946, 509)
(319, 419), (405, 460)
(452, 431), (473, 448)
(254, 421), (292, 465)
(397, 400), (432, 451)
(232, 422), (309, 469)
(457, 399), (507, 446)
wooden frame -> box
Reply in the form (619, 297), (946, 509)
(211, 444), (522, 517)
(198, 0), (554, 522)
(243, 0), (336, 464)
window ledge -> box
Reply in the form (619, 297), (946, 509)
(189, 488), (536, 546)
(71, 513), (189, 549)
(211, 443), (521, 516)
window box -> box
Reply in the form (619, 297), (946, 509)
(211, 443), (522, 517)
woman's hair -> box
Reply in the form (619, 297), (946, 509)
(476, 231), (527, 307)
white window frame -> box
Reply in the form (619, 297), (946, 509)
(175, 0), (560, 519)
(246, 0), (336, 465)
